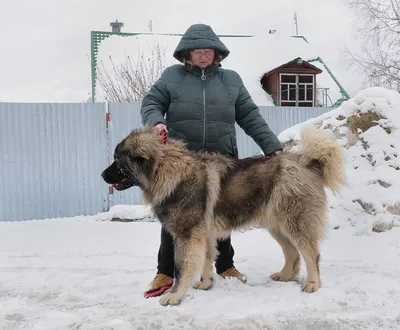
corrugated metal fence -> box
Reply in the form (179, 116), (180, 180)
(0, 102), (109, 221)
(0, 102), (330, 221)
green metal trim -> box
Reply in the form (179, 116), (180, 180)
(90, 31), (254, 102)
(308, 57), (350, 103)
(288, 36), (350, 108)
(290, 35), (310, 44)
(91, 31), (142, 102)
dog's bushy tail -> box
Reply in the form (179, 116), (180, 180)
(299, 125), (346, 194)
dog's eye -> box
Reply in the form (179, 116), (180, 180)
(131, 156), (147, 165)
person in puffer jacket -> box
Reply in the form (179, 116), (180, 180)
(141, 23), (282, 293)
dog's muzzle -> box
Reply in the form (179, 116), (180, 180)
(101, 161), (136, 191)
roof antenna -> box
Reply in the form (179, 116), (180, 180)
(294, 11), (299, 35)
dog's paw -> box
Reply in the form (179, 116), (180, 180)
(192, 278), (213, 290)
(159, 292), (184, 306)
(301, 280), (321, 293)
(270, 272), (293, 282)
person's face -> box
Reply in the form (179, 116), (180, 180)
(189, 48), (215, 69)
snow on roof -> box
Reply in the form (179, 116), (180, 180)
(220, 34), (319, 106)
(97, 33), (344, 106)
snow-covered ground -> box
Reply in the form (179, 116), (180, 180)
(1, 87), (400, 329)
(1, 218), (399, 330)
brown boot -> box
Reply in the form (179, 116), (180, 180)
(150, 274), (174, 290)
(218, 267), (247, 283)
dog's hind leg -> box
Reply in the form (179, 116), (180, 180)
(269, 229), (300, 282)
(297, 239), (321, 293)
(193, 235), (217, 290)
(159, 229), (206, 306)
(287, 211), (325, 293)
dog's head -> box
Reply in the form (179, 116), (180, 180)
(101, 127), (162, 191)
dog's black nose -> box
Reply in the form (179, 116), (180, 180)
(101, 171), (105, 179)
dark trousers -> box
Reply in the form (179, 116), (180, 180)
(157, 226), (235, 277)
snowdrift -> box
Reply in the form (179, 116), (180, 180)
(279, 87), (400, 234)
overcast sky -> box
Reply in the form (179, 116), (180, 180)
(0, 0), (361, 102)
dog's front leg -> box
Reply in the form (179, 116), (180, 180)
(193, 235), (216, 290)
(159, 230), (206, 306)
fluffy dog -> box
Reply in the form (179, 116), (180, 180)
(101, 125), (345, 306)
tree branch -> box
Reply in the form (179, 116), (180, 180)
(96, 39), (172, 102)
(345, 0), (400, 92)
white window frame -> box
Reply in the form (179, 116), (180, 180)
(279, 73), (314, 106)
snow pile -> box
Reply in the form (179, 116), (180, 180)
(96, 33), (343, 106)
(279, 87), (400, 234)
(97, 204), (156, 222)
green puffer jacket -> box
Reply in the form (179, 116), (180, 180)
(140, 24), (282, 157)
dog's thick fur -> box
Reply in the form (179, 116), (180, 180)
(101, 125), (345, 306)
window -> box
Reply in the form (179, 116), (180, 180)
(281, 75), (296, 83)
(299, 75), (313, 83)
(279, 74), (314, 107)
(280, 75), (297, 104)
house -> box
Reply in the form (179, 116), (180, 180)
(94, 31), (350, 107)
(220, 34), (350, 108)
(259, 54), (351, 108)
(261, 57), (323, 107)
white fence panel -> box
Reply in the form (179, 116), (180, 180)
(0, 102), (108, 221)
(236, 106), (331, 158)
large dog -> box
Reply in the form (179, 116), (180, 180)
(101, 125), (345, 306)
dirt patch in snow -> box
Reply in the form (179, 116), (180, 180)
(347, 111), (391, 135)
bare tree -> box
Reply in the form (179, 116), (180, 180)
(96, 39), (173, 102)
(344, 0), (400, 91)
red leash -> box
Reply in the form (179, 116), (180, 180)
(143, 284), (172, 298)
(160, 128), (167, 144)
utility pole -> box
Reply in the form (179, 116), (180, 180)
(294, 11), (299, 35)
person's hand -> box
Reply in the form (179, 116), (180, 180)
(270, 150), (282, 156)
(154, 123), (168, 133)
